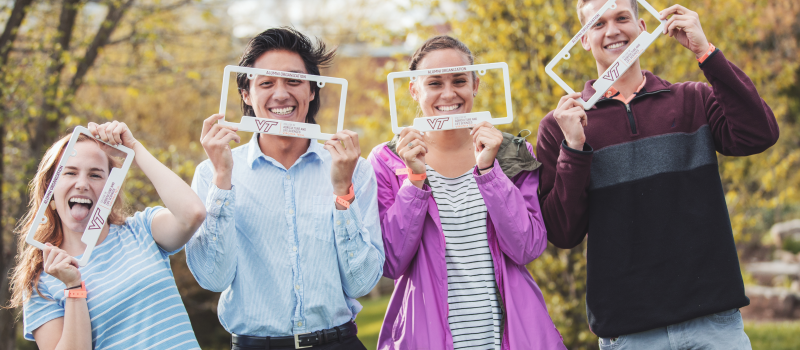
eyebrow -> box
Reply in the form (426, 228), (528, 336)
(64, 166), (107, 173)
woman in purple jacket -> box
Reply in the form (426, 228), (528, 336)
(367, 36), (566, 350)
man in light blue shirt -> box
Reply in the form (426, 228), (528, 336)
(187, 27), (384, 350)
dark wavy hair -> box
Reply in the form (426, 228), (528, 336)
(236, 27), (336, 124)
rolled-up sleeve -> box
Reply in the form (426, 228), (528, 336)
(186, 161), (237, 292)
(333, 159), (385, 299)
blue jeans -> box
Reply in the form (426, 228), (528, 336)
(599, 309), (752, 350)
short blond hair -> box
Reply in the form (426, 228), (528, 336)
(577, 0), (639, 25)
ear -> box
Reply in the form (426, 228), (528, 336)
(581, 35), (591, 51)
(409, 81), (418, 101)
(473, 76), (480, 95)
(310, 89), (315, 102)
(638, 18), (647, 33)
(241, 88), (252, 106)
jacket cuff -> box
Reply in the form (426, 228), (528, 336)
(698, 48), (721, 68)
(562, 140), (593, 155)
(474, 159), (501, 184)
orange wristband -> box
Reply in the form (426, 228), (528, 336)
(335, 184), (355, 209)
(64, 282), (87, 299)
(395, 168), (427, 182)
(697, 43), (716, 64)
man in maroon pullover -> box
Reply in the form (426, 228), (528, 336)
(537, 1), (779, 348)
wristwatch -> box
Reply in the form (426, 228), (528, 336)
(335, 184), (355, 209)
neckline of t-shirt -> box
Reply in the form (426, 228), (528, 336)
(426, 165), (473, 180)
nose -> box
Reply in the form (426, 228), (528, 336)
(605, 20), (622, 38)
(441, 82), (458, 100)
(74, 174), (90, 191)
(272, 79), (291, 102)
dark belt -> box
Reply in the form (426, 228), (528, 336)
(232, 321), (357, 349)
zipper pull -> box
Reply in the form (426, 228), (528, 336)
(626, 104), (631, 113)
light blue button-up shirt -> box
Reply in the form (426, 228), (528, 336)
(187, 134), (384, 337)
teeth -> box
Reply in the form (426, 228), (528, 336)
(69, 198), (93, 205)
(436, 104), (460, 112)
(270, 107), (295, 115)
(606, 42), (626, 49)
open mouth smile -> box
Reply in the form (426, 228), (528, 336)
(435, 104), (461, 112)
(68, 196), (94, 221)
(269, 106), (295, 115)
(604, 41), (628, 50)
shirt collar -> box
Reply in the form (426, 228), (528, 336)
(246, 133), (327, 169)
(603, 74), (647, 104)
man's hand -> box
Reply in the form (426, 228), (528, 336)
(88, 121), (139, 149)
(396, 127), (427, 189)
(200, 114), (240, 190)
(470, 121), (503, 173)
(554, 93), (588, 150)
(659, 5), (710, 59)
(324, 130), (361, 208)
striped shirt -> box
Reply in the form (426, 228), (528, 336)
(427, 166), (503, 350)
(23, 207), (200, 349)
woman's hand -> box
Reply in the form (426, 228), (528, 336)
(200, 114), (240, 190)
(397, 128), (427, 188)
(88, 121), (139, 149)
(471, 121), (503, 172)
(324, 130), (361, 209)
(42, 243), (81, 288)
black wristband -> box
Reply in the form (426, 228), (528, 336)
(65, 283), (83, 290)
(479, 165), (494, 171)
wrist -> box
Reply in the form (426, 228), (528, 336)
(212, 173), (232, 190)
(64, 279), (82, 289)
(694, 42), (711, 59)
(566, 140), (584, 150)
(333, 182), (352, 197)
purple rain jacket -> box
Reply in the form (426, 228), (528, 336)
(367, 133), (567, 350)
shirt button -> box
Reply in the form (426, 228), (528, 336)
(336, 220), (341, 226)
(212, 236), (217, 241)
(345, 220), (350, 225)
(216, 200), (222, 205)
(292, 246), (297, 252)
(349, 253), (354, 257)
(288, 209), (294, 215)
(286, 174), (291, 180)
(297, 321), (302, 326)
(295, 285), (300, 290)
(224, 201), (230, 206)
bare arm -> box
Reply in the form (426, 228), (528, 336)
(33, 245), (91, 350)
(89, 121), (207, 251)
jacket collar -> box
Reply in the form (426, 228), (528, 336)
(382, 130), (541, 179)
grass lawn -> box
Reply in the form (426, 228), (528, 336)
(356, 296), (800, 350)
(356, 295), (391, 350)
(744, 321), (800, 350)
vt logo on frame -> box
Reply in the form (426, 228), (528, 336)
(426, 117), (450, 130)
(255, 119), (279, 133)
(87, 208), (105, 231)
(602, 62), (621, 81)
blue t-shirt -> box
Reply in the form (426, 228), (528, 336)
(23, 207), (200, 349)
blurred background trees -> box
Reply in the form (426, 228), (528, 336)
(1, 0), (798, 349)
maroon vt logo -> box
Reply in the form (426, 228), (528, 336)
(426, 117), (450, 130)
(255, 119), (279, 133)
(87, 208), (105, 230)
(602, 62), (621, 81)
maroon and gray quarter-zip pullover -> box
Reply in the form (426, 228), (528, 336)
(536, 49), (779, 338)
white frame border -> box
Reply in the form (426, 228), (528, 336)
(387, 62), (513, 134)
(545, 0), (666, 109)
(217, 65), (348, 140)
(26, 126), (135, 267)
